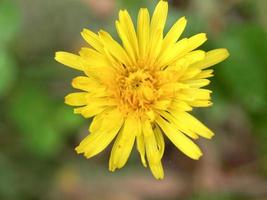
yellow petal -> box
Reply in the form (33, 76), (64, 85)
(79, 47), (108, 68)
(65, 92), (87, 106)
(83, 65), (116, 83)
(174, 92), (194, 101)
(81, 28), (104, 53)
(116, 10), (139, 62)
(78, 109), (123, 148)
(180, 68), (201, 80)
(150, 0), (168, 41)
(89, 111), (105, 133)
(147, 0), (168, 66)
(136, 133), (147, 167)
(159, 111), (199, 139)
(189, 100), (213, 107)
(157, 38), (188, 67)
(149, 160), (164, 180)
(148, 29), (163, 66)
(184, 50), (206, 65)
(79, 48), (116, 82)
(71, 76), (101, 92)
(75, 109), (124, 158)
(156, 116), (203, 160)
(109, 115), (138, 171)
(172, 111), (214, 139)
(145, 110), (155, 122)
(186, 33), (207, 52)
(194, 69), (214, 79)
(55, 52), (83, 70)
(74, 106), (104, 118)
(142, 120), (161, 165)
(169, 100), (193, 112)
(137, 8), (150, 60)
(74, 102), (108, 118)
(142, 120), (164, 179)
(154, 125), (165, 158)
(190, 48), (229, 69)
(165, 56), (189, 73)
(182, 88), (212, 101)
(89, 108), (122, 134)
(102, 47), (124, 71)
(185, 79), (210, 88)
(162, 16), (187, 49)
(98, 30), (132, 67)
(153, 99), (172, 110)
(79, 47), (105, 60)
(161, 34), (207, 66)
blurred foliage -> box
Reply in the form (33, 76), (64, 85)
(0, 0), (20, 45)
(0, 0), (19, 98)
(0, 51), (17, 98)
(8, 82), (83, 157)
(0, 0), (267, 199)
(218, 23), (267, 113)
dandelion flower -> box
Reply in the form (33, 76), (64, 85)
(55, 0), (229, 179)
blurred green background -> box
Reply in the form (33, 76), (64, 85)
(0, 0), (267, 199)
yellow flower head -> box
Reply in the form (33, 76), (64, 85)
(55, 0), (229, 179)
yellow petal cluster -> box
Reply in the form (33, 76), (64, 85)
(55, 0), (229, 179)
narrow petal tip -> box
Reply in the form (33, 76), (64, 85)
(54, 51), (62, 61)
(194, 151), (203, 160)
(180, 16), (187, 22)
(75, 146), (83, 154)
(202, 33), (207, 40)
(221, 48), (230, 59)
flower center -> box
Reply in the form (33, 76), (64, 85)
(115, 69), (158, 113)
(126, 70), (152, 89)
